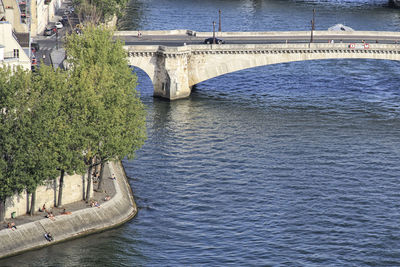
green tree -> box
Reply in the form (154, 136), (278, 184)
(0, 64), (83, 218)
(0, 67), (35, 220)
(13, 65), (70, 215)
(66, 25), (146, 198)
(73, 0), (129, 24)
(0, 25), (146, 221)
(93, 0), (129, 20)
(30, 64), (86, 207)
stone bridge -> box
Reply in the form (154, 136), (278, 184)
(122, 31), (400, 100)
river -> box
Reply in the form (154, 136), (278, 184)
(2, 0), (400, 266)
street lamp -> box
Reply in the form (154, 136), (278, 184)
(310, 8), (315, 43)
(213, 21), (216, 44)
(218, 10), (221, 32)
(56, 29), (59, 50)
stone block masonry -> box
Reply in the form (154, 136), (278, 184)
(4, 172), (87, 220)
(0, 161), (137, 259)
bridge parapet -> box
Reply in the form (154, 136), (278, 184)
(116, 30), (193, 37)
(116, 30), (400, 40)
(189, 43), (400, 53)
(126, 43), (400, 57)
(196, 30), (400, 38)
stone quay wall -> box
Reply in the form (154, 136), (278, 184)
(0, 161), (137, 259)
(4, 172), (89, 220)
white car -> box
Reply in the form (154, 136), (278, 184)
(55, 22), (63, 29)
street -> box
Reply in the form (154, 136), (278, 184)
(118, 33), (400, 47)
(31, 0), (78, 68)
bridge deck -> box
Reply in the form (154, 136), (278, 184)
(116, 30), (400, 47)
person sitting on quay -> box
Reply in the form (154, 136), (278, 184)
(7, 222), (17, 231)
(46, 211), (55, 221)
(61, 209), (71, 215)
(39, 204), (47, 212)
(104, 195), (111, 201)
(44, 232), (53, 242)
(90, 200), (100, 208)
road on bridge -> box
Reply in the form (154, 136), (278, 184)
(118, 33), (400, 47)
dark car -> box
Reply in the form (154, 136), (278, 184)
(60, 16), (69, 26)
(60, 18), (68, 26)
(43, 28), (53, 36)
(204, 37), (225, 44)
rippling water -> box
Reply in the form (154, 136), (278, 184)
(2, 0), (400, 266)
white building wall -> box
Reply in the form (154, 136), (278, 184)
(0, 22), (30, 69)
(36, 0), (48, 35)
(0, 46), (4, 60)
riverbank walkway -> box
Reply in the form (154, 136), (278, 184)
(0, 161), (137, 259)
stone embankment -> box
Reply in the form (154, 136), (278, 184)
(0, 161), (137, 259)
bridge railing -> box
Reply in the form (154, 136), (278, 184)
(195, 31), (400, 39)
(116, 30), (400, 40)
(125, 42), (400, 57)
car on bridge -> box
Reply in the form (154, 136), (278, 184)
(204, 37), (225, 44)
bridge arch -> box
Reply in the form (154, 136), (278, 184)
(188, 43), (400, 86)
(126, 43), (400, 100)
(129, 65), (156, 97)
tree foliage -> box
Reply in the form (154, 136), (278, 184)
(0, 66), (61, 216)
(0, 26), (146, 220)
(73, 0), (129, 23)
(0, 67), (32, 202)
(66, 25), (146, 192)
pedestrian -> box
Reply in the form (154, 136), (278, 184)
(7, 222), (17, 230)
(45, 232), (53, 241)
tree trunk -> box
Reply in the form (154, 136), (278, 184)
(97, 161), (105, 192)
(0, 198), (5, 222)
(85, 165), (93, 203)
(57, 169), (65, 207)
(26, 192), (30, 214)
(30, 190), (36, 216)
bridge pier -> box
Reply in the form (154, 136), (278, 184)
(153, 46), (192, 100)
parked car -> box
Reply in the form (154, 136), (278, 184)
(204, 37), (225, 44)
(60, 17), (68, 26)
(55, 22), (63, 29)
(43, 28), (53, 36)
